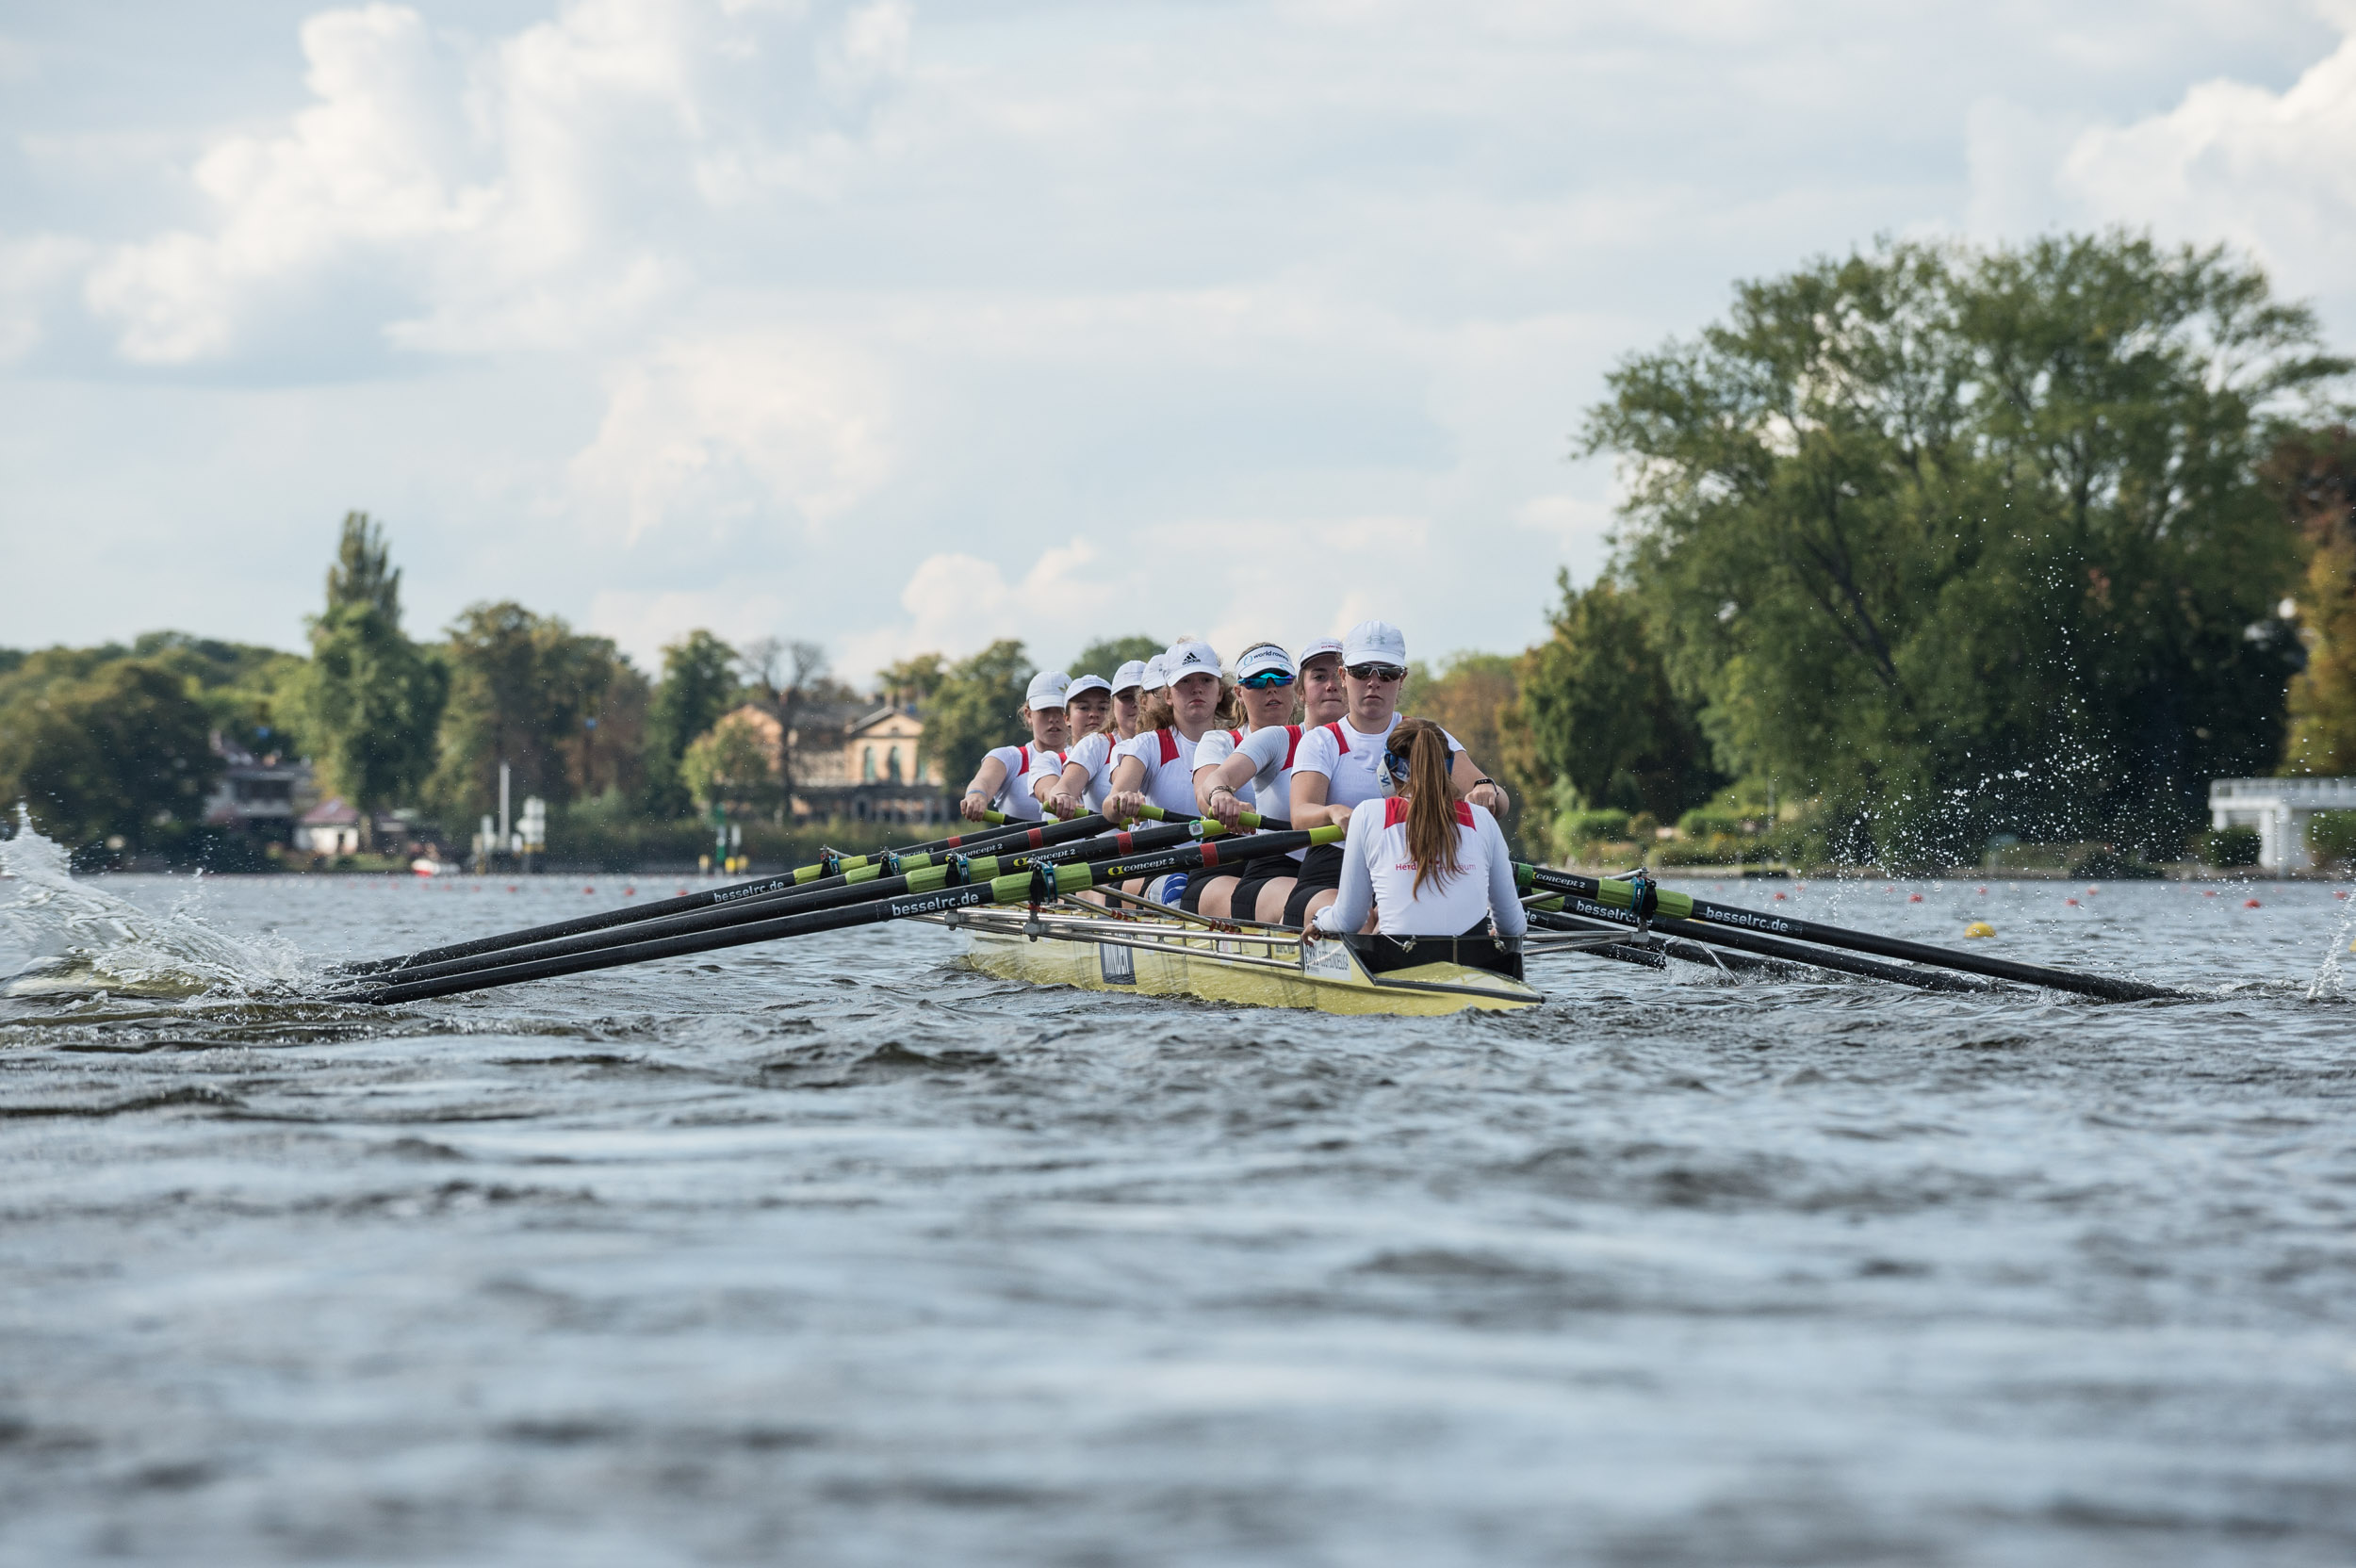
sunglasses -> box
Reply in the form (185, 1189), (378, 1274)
(1347, 663), (1406, 682)
(1237, 670), (1297, 689)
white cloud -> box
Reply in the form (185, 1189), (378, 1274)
(2055, 24), (2356, 308)
(566, 329), (892, 545)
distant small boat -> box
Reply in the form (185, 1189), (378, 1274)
(411, 858), (455, 877)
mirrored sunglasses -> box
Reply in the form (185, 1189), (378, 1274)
(1237, 670), (1297, 689)
(1347, 663), (1406, 681)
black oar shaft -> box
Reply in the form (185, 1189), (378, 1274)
(1531, 903), (1989, 991)
(340, 812), (1110, 977)
(1524, 869), (2175, 1003)
(353, 827), (1335, 1005)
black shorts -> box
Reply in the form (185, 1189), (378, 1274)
(1176, 865), (1239, 915)
(1225, 855), (1298, 922)
(1280, 843), (1346, 927)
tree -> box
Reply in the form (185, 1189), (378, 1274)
(1583, 233), (2346, 861)
(2271, 426), (2356, 773)
(299, 515), (447, 826)
(737, 636), (839, 805)
(877, 653), (946, 708)
(429, 603), (633, 820)
(0, 660), (221, 859)
(1516, 574), (1718, 820)
(680, 712), (780, 817)
(1070, 635), (1162, 678)
(920, 640), (1035, 791)
(644, 629), (739, 816)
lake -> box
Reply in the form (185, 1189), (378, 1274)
(4, 843), (2354, 1565)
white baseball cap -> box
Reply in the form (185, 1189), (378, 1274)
(1140, 654), (1169, 690)
(1164, 640), (1222, 682)
(1235, 643), (1297, 681)
(1341, 620), (1406, 667)
(1112, 659), (1149, 694)
(1023, 670), (1072, 709)
(1066, 673), (1112, 700)
(1297, 636), (1345, 666)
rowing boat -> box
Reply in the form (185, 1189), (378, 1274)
(937, 905), (1545, 1015)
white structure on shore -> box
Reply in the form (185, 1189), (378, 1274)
(2208, 776), (2356, 871)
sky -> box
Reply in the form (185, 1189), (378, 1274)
(4, 0), (2354, 684)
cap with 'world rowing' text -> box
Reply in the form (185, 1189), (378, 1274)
(1341, 620), (1406, 667)
(1023, 670), (1072, 710)
(1112, 660), (1149, 694)
(1235, 643), (1297, 681)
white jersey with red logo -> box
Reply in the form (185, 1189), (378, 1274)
(1188, 727), (1253, 809)
(1290, 714), (1462, 817)
(1112, 727), (1205, 817)
(1315, 797), (1527, 939)
(981, 743), (1057, 822)
(1046, 729), (1121, 812)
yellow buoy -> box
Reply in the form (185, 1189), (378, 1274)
(1964, 921), (1997, 939)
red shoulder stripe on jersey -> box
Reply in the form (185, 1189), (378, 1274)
(1324, 721), (1348, 754)
(1283, 724), (1303, 769)
(1157, 727), (1180, 764)
(1454, 801), (1476, 827)
(1383, 797), (1409, 828)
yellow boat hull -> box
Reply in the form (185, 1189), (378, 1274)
(954, 918), (1542, 1016)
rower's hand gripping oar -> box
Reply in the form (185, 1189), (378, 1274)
(1518, 866), (2181, 1002)
(342, 825), (1345, 1006)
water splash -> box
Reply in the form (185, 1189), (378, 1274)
(1, 807), (306, 1001)
(2304, 893), (2356, 1003)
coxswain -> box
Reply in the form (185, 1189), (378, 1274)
(958, 670), (1072, 823)
(1284, 620), (1509, 928)
(1309, 717), (1526, 976)
(1197, 635), (1346, 923)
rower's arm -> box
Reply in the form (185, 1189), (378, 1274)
(1103, 756), (1150, 823)
(1197, 754), (1255, 829)
(1290, 769), (1347, 829)
(1450, 748), (1508, 817)
(960, 755), (1008, 822)
(1041, 759), (1092, 822)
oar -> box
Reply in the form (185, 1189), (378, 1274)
(335, 810), (1099, 978)
(347, 826), (1341, 1006)
(1527, 904), (1988, 991)
(322, 813), (1263, 996)
(1520, 867), (2177, 1002)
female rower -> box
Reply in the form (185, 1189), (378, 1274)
(1309, 718), (1526, 975)
(1040, 661), (1147, 819)
(1197, 636), (1346, 923)
(1102, 640), (1233, 901)
(1183, 642), (1298, 921)
(1285, 620), (1509, 928)
(958, 670), (1072, 823)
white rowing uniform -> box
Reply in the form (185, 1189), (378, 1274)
(1188, 727), (1253, 810)
(1112, 727), (1209, 818)
(1043, 729), (1121, 813)
(980, 743), (1058, 822)
(1314, 798), (1528, 939)
(1290, 715), (1462, 816)
(1203, 722), (1310, 860)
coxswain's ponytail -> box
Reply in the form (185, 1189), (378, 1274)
(1390, 718), (1464, 897)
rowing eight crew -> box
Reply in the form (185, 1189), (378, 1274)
(957, 621), (1521, 950)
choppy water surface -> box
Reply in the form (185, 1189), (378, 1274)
(4, 839), (2354, 1566)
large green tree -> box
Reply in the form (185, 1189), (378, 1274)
(429, 603), (636, 819)
(1516, 574), (1719, 821)
(921, 640), (1035, 791)
(0, 660), (221, 858)
(2271, 426), (2356, 773)
(1070, 635), (1162, 679)
(1583, 233), (2346, 861)
(643, 629), (740, 816)
(299, 514), (447, 822)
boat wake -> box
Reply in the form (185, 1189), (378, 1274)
(0, 808), (308, 1004)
